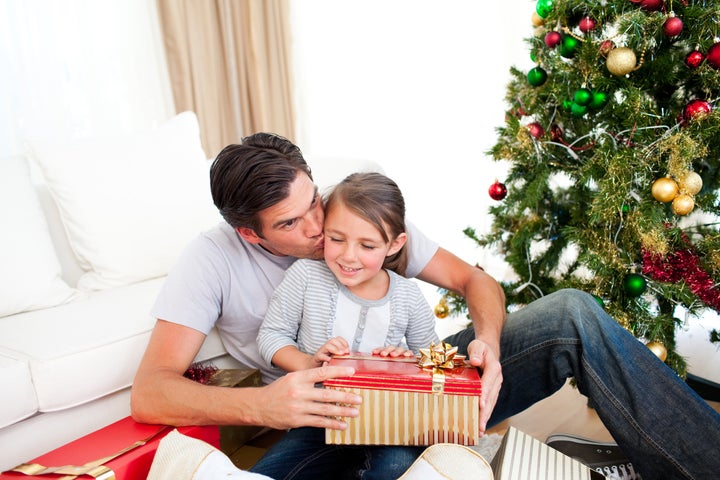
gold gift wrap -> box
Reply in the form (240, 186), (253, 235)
(491, 427), (607, 480)
(206, 368), (265, 454)
(323, 346), (481, 446)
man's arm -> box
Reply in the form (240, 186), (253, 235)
(415, 247), (506, 434)
(131, 320), (362, 430)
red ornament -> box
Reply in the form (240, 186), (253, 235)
(639, 0), (664, 11)
(579, 16), (597, 33)
(545, 31), (562, 48)
(550, 124), (564, 141)
(706, 43), (720, 69)
(683, 99), (712, 122)
(527, 122), (545, 139)
(662, 16), (683, 37)
(488, 180), (508, 201)
(506, 106), (528, 122)
(599, 40), (615, 57)
(685, 50), (705, 69)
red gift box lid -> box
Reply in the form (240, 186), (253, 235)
(324, 352), (481, 396)
(0, 416), (219, 479)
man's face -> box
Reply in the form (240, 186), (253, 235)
(242, 172), (325, 259)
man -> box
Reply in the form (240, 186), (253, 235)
(132, 133), (720, 479)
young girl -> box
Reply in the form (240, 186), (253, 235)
(257, 171), (439, 372)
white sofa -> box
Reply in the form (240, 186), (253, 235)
(0, 112), (377, 471)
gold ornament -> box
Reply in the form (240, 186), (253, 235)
(679, 171), (703, 195)
(651, 177), (679, 203)
(531, 12), (545, 27)
(672, 194), (695, 215)
(646, 341), (668, 362)
(606, 47), (637, 76)
(434, 297), (450, 318)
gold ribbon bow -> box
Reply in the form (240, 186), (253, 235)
(417, 342), (460, 394)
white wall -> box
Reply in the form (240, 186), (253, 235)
(290, 0), (535, 315)
(0, 0), (174, 158)
(1, 0), (535, 329)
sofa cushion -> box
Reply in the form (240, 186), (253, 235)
(26, 111), (222, 291)
(0, 278), (162, 412)
(0, 277), (228, 415)
(0, 156), (78, 317)
(0, 354), (38, 429)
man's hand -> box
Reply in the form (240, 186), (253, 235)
(416, 248), (506, 435)
(466, 338), (503, 435)
(252, 365), (362, 430)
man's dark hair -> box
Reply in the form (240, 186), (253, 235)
(210, 133), (312, 235)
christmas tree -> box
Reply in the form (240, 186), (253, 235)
(442, 0), (720, 376)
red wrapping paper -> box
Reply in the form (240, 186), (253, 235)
(0, 416), (219, 479)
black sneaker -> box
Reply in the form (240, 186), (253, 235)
(546, 433), (642, 480)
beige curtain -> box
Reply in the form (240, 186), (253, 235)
(156, 0), (296, 158)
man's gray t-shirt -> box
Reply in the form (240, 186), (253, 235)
(151, 221), (439, 383)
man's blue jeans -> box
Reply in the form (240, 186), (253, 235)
(249, 427), (423, 479)
(250, 289), (720, 479)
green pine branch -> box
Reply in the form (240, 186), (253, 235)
(442, 0), (720, 377)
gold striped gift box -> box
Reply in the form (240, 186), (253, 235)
(324, 352), (481, 446)
(491, 427), (607, 480)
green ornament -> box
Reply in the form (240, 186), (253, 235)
(588, 91), (609, 110)
(592, 295), (605, 308)
(560, 35), (579, 58)
(570, 102), (588, 117)
(561, 99), (573, 111)
(536, 0), (554, 19)
(623, 273), (647, 297)
(527, 66), (548, 87)
(573, 88), (592, 106)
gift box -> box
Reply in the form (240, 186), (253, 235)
(206, 368), (261, 389)
(324, 346), (481, 446)
(491, 427), (607, 480)
(0, 417), (219, 479)
(206, 369), (265, 454)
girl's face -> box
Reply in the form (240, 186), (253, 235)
(323, 201), (406, 299)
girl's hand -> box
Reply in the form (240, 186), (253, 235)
(313, 337), (350, 367)
(372, 345), (415, 358)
